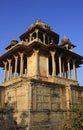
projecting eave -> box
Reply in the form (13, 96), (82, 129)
(60, 45), (83, 60)
(0, 44), (20, 66)
(0, 41), (50, 67)
(48, 43), (83, 67)
(0, 41), (83, 69)
(60, 42), (76, 48)
(48, 43), (82, 58)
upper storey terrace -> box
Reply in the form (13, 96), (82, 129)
(0, 20), (83, 86)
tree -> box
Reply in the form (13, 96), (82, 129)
(63, 104), (83, 130)
(70, 104), (83, 130)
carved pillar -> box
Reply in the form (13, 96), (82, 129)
(62, 62), (65, 78)
(50, 51), (56, 76)
(29, 33), (32, 42)
(33, 49), (39, 76)
(36, 29), (38, 39)
(48, 36), (49, 44)
(3, 61), (7, 81)
(14, 55), (18, 77)
(7, 59), (11, 80)
(47, 57), (49, 77)
(43, 33), (46, 44)
(27, 56), (28, 77)
(10, 66), (12, 79)
(59, 55), (62, 77)
(67, 58), (71, 79)
(25, 68), (27, 76)
(73, 60), (77, 80)
(19, 52), (24, 76)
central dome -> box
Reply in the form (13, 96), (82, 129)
(28, 19), (52, 31)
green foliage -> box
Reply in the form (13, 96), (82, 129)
(63, 104), (83, 130)
(70, 105), (83, 130)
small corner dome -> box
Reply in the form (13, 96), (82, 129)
(60, 36), (76, 49)
(61, 36), (70, 44)
(5, 39), (18, 50)
(10, 39), (18, 45)
(27, 19), (52, 31)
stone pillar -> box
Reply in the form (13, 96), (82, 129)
(43, 33), (46, 44)
(14, 55), (18, 77)
(48, 36), (49, 44)
(33, 49), (39, 76)
(73, 60), (77, 80)
(3, 61), (7, 81)
(47, 57), (49, 77)
(29, 33), (32, 42)
(27, 56), (28, 77)
(36, 29), (38, 39)
(19, 52), (24, 76)
(50, 51), (56, 76)
(25, 68), (27, 75)
(7, 59), (12, 80)
(59, 55), (62, 77)
(10, 66), (12, 79)
(65, 86), (71, 110)
(62, 62), (65, 78)
(67, 59), (71, 79)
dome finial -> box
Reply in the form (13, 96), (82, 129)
(37, 18), (41, 22)
(61, 36), (70, 44)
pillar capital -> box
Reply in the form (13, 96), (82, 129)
(7, 59), (11, 63)
(3, 61), (7, 66)
(73, 59), (76, 64)
(67, 57), (71, 62)
(14, 55), (18, 60)
(35, 29), (39, 33)
(59, 53), (63, 58)
(43, 33), (46, 37)
(50, 50), (56, 56)
(19, 52), (24, 57)
(33, 49), (39, 54)
(30, 33), (32, 36)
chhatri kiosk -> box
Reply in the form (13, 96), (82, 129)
(0, 20), (83, 130)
